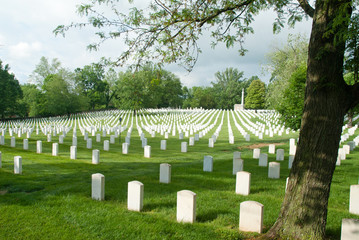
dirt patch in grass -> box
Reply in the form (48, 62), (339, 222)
(238, 142), (285, 150)
(0, 190), (8, 195)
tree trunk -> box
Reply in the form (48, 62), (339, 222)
(262, 0), (355, 239)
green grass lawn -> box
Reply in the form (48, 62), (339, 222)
(0, 111), (358, 239)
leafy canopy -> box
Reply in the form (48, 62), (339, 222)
(54, 0), (309, 71)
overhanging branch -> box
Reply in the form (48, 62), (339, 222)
(297, 0), (314, 18)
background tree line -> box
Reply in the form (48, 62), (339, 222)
(0, 58), (267, 120)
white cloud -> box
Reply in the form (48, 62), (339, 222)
(8, 41), (42, 59)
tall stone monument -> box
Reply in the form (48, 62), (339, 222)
(234, 88), (245, 110)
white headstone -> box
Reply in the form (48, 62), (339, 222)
(47, 134), (52, 142)
(10, 137), (15, 147)
(23, 139), (29, 150)
(343, 144), (350, 154)
(236, 171), (251, 196)
(181, 142), (187, 153)
(72, 136), (77, 146)
(59, 135), (64, 144)
(288, 155), (295, 169)
(339, 148), (346, 160)
(36, 140), (42, 154)
(14, 156), (22, 174)
(92, 173), (105, 201)
(177, 190), (196, 223)
(276, 149), (285, 161)
(0, 135), (4, 145)
(189, 137), (195, 146)
(142, 138), (147, 148)
(268, 162), (280, 179)
(245, 134), (250, 141)
(253, 148), (260, 159)
(195, 134), (199, 141)
(96, 134), (101, 142)
(160, 163), (171, 184)
(233, 158), (244, 175)
(341, 218), (359, 240)
(122, 142), (129, 154)
(239, 201), (263, 233)
(127, 181), (144, 212)
(110, 135), (115, 144)
(52, 143), (59, 156)
(104, 140), (110, 151)
(70, 146), (77, 159)
(160, 140), (166, 150)
(349, 185), (359, 215)
(87, 138), (92, 149)
(208, 138), (214, 148)
(268, 144), (275, 154)
(0, 151), (2, 168)
(92, 149), (100, 164)
(144, 145), (151, 158)
(203, 155), (213, 172)
(258, 153), (268, 167)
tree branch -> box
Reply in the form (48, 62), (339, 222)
(198, 0), (255, 27)
(297, 0), (315, 18)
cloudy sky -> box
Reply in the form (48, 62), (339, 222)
(0, 0), (312, 87)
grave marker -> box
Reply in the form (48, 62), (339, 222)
(92, 149), (100, 164)
(122, 142), (129, 154)
(259, 153), (268, 167)
(52, 143), (59, 156)
(177, 190), (196, 223)
(70, 146), (77, 159)
(144, 145), (151, 158)
(276, 149), (284, 161)
(341, 218), (359, 240)
(349, 185), (359, 215)
(128, 181), (144, 212)
(203, 155), (213, 172)
(239, 201), (263, 233)
(160, 163), (171, 184)
(92, 173), (105, 201)
(14, 156), (22, 174)
(236, 171), (251, 196)
(268, 162), (280, 179)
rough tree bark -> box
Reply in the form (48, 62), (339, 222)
(262, 0), (359, 239)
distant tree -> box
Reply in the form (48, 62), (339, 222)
(265, 34), (308, 109)
(114, 64), (182, 110)
(245, 79), (266, 109)
(103, 68), (118, 108)
(277, 64), (307, 130)
(19, 84), (43, 117)
(0, 61), (23, 119)
(344, 14), (359, 127)
(75, 63), (107, 110)
(212, 68), (249, 109)
(159, 71), (183, 108)
(29, 56), (74, 86)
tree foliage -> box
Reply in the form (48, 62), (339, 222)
(212, 68), (252, 109)
(114, 64), (183, 110)
(244, 79), (266, 109)
(265, 34), (308, 109)
(0, 60), (23, 119)
(277, 64), (306, 130)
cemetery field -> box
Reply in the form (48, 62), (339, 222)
(0, 109), (358, 239)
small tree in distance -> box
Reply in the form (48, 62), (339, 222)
(245, 79), (266, 109)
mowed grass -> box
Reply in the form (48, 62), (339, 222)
(0, 113), (358, 240)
